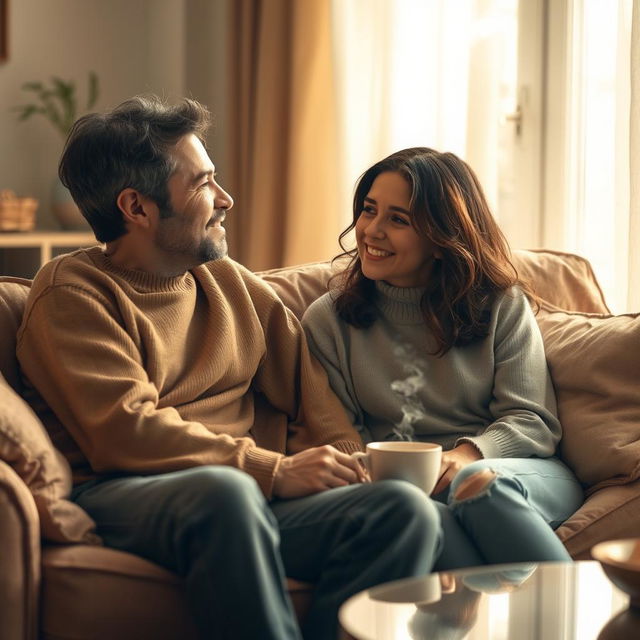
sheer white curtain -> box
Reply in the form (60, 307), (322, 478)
(331, 0), (522, 250)
(331, 0), (507, 233)
(561, 0), (633, 313)
(630, 0), (640, 310)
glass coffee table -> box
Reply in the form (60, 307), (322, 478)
(339, 561), (638, 639)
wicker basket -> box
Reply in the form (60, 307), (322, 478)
(0, 189), (38, 231)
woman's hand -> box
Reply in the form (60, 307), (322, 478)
(432, 442), (482, 495)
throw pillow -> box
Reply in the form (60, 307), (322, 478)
(0, 276), (31, 392)
(537, 310), (640, 493)
(0, 372), (101, 544)
(512, 249), (610, 313)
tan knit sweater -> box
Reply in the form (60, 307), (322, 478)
(16, 247), (362, 497)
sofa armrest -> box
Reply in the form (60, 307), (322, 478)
(0, 459), (41, 640)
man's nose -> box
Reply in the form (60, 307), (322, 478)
(215, 187), (234, 211)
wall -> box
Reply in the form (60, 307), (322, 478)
(184, 0), (230, 190)
(0, 0), (188, 229)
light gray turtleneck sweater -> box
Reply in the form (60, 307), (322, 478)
(302, 282), (561, 459)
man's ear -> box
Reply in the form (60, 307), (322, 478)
(116, 188), (158, 229)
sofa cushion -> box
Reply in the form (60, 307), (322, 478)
(41, 545), (313, 638)
(556, 481), (640, 560)
(0, 276), (31, 392)
(41, 546), (198, 640)
(537, 310), (640, 492)
(0, 372), (100, 544)
(259, 250), (610, 320)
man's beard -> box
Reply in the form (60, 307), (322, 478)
(157, 206), (227, 265)
(199, 234), (227, 263)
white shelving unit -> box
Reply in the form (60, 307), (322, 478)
(0, 231), (98, 279)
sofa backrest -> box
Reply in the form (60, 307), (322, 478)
(258, 249), (611, 320)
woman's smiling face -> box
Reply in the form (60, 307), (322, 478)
(355, 171), (438, 287)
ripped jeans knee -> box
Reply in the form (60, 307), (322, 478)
(453, 468), (497, 502)
(449, 461), (499, 506)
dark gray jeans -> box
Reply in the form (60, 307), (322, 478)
(73, 466), (441, 640)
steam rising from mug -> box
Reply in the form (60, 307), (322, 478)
(391, 343), (428, 441)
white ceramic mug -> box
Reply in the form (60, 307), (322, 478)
(352, 441), (443, 495)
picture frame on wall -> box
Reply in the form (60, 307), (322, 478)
(0, 0), (7, 63)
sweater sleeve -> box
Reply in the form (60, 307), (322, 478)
(250, 289), (363, 456)
(16, 283), (284, 497)
(456, 289), (562, 459)
(301, 295), (373, 443)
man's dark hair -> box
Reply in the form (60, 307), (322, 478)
(59, 95), (211, 242)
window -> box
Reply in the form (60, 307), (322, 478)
(332, 0), (522, 240)
(545, 0), (632, 313)
(332, 0), (634, 311)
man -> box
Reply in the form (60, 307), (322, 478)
(16, 96), (440, 640)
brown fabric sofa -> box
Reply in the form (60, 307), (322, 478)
(1, 248), (638, 640)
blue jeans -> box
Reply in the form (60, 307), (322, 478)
(432, 457), (584, 570)
(72, 467), (441, 640)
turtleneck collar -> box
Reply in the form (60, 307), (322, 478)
(87, 247), (194, 293)
(375, 280), (426, 325)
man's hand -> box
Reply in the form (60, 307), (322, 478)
(273, 445), (367, 499)
(432, 442), (482, 495)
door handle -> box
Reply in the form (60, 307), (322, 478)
(504, 104), (523, 136)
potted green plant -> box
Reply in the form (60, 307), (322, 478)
(13, 72), (99, 229)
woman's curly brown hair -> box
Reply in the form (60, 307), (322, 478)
(332, 147), (535, 355)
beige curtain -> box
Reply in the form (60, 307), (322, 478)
(630, 0), (640, 310)
(225, 0), (342, 271)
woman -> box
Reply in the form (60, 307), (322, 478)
(302, 147), (583, 568)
